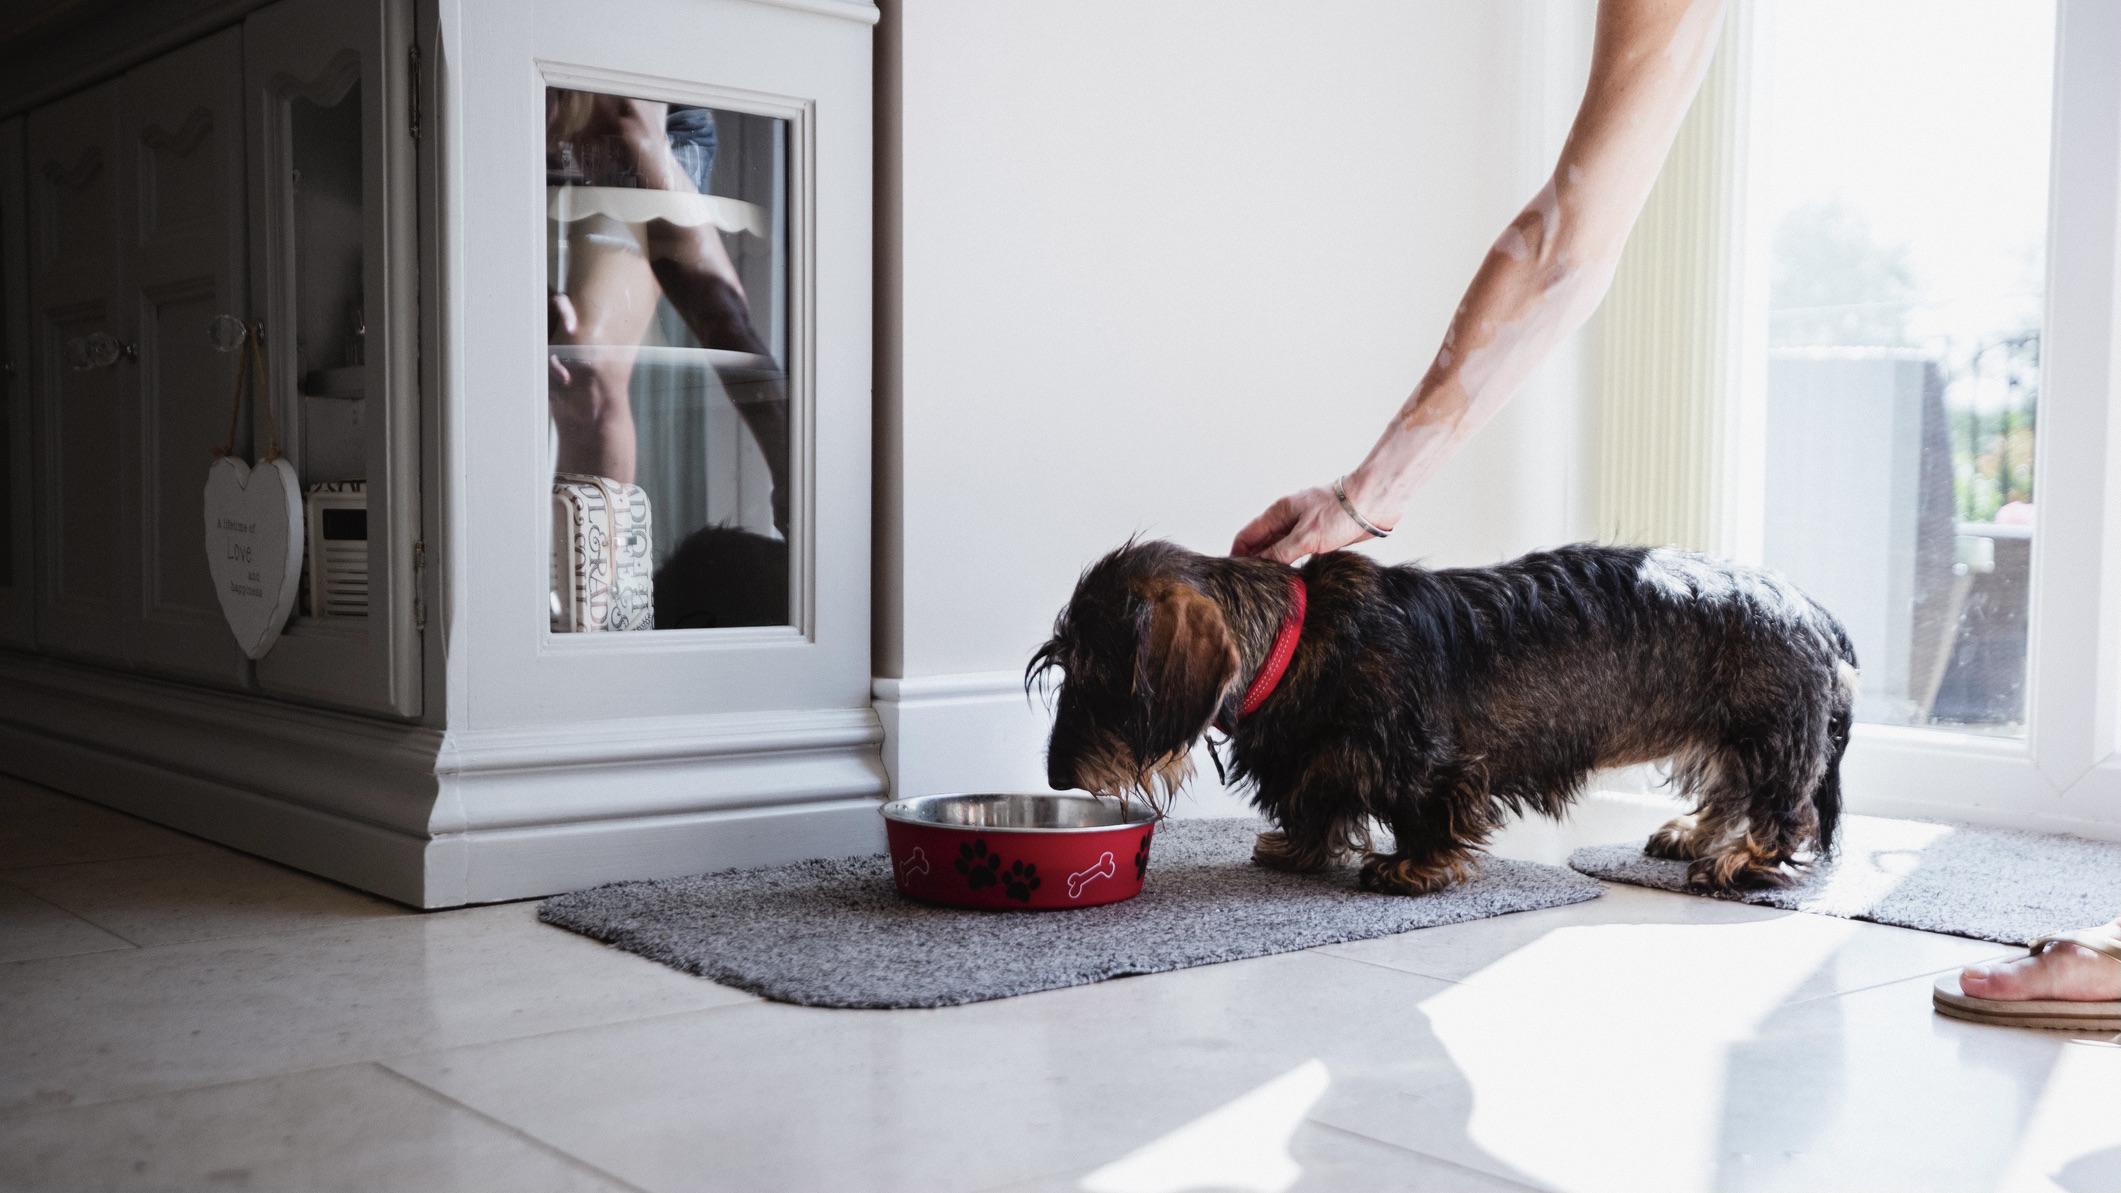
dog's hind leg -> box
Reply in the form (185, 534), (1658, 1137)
(1678, 732), (1827, 890)
(1645, 739), (1729, 861)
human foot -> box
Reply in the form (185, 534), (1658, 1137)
(1959, 921), (2121, 1002)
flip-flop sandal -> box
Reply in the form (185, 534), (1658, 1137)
(1932, 927), (2121, 1031)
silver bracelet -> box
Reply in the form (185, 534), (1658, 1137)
(1332, 476), (1391, 539)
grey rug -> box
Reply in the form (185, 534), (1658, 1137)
(1570, 813), (2121, 945)
(539, 817), (1603, 1008)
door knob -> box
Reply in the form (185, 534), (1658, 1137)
(209, 314), (247, 352)
(66, 331), (132, 371)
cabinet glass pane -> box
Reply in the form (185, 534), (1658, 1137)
(545, 89), (791, 632)
(1757, 0), (2053, 737)
(287, 79), (371, 620)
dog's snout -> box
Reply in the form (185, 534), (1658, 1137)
(1046, 758), (1074, 792)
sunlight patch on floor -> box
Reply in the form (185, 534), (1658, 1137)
(1077, 1060), (1329, 1193)
(1998, 1040), (2121, 1192)
(1413, 917), (1865, 1193)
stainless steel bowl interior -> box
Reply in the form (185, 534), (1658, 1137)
(880, 793), (1158, 833)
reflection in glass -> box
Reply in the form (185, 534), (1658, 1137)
(545, 88), (790, 632)
(1757, 1), (2052, 735)
(289, 81), (372, 620)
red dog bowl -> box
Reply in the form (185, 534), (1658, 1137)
(880, 793), (1158, 910)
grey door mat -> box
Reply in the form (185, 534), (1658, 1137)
(1569, 813), (2121, 945)
(538, 817), (1604, 1008)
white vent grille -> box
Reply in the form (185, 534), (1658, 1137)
(304, 483), (369, 619)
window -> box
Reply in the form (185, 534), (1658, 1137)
(1597, 1), (2121, 829)
(1755, 1), (2056, 737)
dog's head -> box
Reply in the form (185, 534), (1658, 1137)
(1027, 540), (1240, 804)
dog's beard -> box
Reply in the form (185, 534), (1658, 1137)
(1070, 737), (1194, 817)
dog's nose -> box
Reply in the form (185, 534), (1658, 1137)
(1047, 761), (1073, 792)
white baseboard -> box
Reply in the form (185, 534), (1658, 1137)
(434, 797), (885, 907)
(2, 720), (439, 902)
(0, 652), (890, 907)
(871, 671), (1048, 799)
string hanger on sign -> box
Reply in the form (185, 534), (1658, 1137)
(212, 317), (282, 462)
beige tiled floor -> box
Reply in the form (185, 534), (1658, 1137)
(1, 773), (2115, 1193)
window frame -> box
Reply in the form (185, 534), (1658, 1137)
(1601, 0), (2121, 836)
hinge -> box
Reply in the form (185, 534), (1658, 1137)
(412, 540), (427, 632)
(407, 41), (422, 140)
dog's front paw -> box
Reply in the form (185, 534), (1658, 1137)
(1252, 830), (1329, 873)
(1359, 851), (1476, 896)
(1685, 850), (1794, 891)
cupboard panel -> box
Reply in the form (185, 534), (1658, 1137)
(28, 81), (133, 666)
(126, 28), (251, 686)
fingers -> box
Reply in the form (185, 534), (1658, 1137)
(1230, 519), (1273, 557)
(1260, 535), (1308, 566)
(1231, 499), (1296, 557)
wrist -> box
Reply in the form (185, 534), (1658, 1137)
(1338, 466), (1401, 534)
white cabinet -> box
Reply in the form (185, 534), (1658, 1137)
(434, 0), (882, 901)
(0, 0), (882, 907)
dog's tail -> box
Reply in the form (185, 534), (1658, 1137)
(1813, 623), (1859, 857)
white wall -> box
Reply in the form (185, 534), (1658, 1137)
(875, 1), (1598, 806)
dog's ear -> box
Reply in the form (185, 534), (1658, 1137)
(1132, 583), (1239, 759)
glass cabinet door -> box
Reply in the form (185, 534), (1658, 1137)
(453, 0), (872, 732)
(543, 88), (793, 632)
(245, 0), (422, 717)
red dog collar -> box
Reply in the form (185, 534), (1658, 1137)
(1218, 574), (1306, 733)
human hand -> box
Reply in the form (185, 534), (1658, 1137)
(1230, 480), (1390, 563)
(548, 290), (580, 387)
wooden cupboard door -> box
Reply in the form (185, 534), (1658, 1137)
(27, 80), (133, 666)
(124, 28), (251, 686)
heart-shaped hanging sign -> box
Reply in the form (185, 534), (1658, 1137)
(201, 316), (303, 660)
(203, 454), (304, 660)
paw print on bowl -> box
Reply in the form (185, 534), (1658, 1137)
(1002, 859), (1041, 902)
(955, 838), (1001, 890)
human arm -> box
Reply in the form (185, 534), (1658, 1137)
(1232, 0), (1728, 562)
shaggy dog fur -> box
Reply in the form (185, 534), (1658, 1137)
(1029, 540), (1857, 894)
